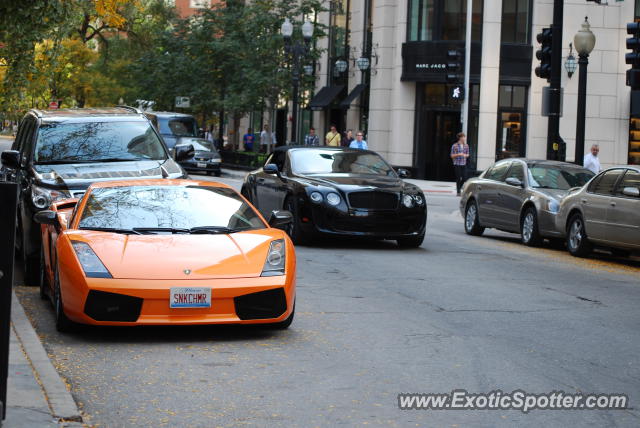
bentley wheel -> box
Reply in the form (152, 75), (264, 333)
(567, 214), (592, 257)
(39, 247), (48, 301)
(53, 267), (74, 333)
(521, 207), (542, 247)
(464, 200), (484, 236)
(397, 232), (425, 248)
(284, 197), (307, 245)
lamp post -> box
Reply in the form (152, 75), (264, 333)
(574, 17), (596, 166)
(281, 18), (313, 145)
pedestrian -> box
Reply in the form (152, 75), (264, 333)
(205, 126), (214, 142)
(243, 128), (255, 152)
(342, 129), (354, 147)
(260, 125), (274, 154)
(304, 127), (320, 146)
(349, 131), (368, 150)
(583, 144), (601, 174)
(325, 124), (341, 147)
(450, 132), (469, 196)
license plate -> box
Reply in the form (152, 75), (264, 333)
(170, 287), (211, 308)
(197, 162), (207, 168)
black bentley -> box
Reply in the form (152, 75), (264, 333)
(241, 146), (427, 247)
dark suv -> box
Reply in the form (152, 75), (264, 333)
(0, 107), (192, 285)
(144, 112), (200, 150)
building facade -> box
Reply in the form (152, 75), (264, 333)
(305, 0), (639, 181)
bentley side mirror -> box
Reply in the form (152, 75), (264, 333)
(622, 187), (640, 198)
(1, 150), (20, 169)
(33, 210), (59, 226)
(397, 168), (410, 179)
(268, 210), (293, 228)
(174, 144), (195, 162)
(505, 177), (524, 188)
(263, 164), (279, 175)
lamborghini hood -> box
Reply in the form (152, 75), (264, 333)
(67, 230), (280, 280)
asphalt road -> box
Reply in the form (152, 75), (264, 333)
(15, 172), (640, 427)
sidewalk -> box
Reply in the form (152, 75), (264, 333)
(3, 292), (82, 428)
(221, 168), (458, 196)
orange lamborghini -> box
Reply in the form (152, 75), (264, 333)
(35, 179), (296, 332)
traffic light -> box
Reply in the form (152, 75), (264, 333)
(446, 49), (462, 83)
(535, 28), (553, 81)
(626, 22), (640, 89)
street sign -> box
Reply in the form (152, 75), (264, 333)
(175, 96), (190, 108)
(48, 100), (58, 109)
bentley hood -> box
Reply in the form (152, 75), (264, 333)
(67, 230), (280, 280)
(300, 174), (408, 192)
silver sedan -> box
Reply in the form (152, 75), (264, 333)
(556, 166), (640, 257)
(460, 159), (594, 246)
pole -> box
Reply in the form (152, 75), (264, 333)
(547, 0), (564, 160)
(575, 53), (589, 166)
(461, 0), (473, 135)
(291, 58), (300, 145)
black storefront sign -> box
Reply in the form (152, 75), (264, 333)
(401, 41), (482, 82)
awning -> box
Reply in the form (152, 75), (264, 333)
(340, 84), (367, 109)
(309, 85), (344, 110)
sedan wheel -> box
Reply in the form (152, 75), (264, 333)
(464, 200), (484, 236)
(520, 207), (542, 247)
(567, 214), (592, 257)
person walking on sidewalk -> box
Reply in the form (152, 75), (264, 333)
(349, 131), (368, 150)
(325, 125), (341, 147)
(304, 127), (320, 146)
(583, 144), (601, 174)
(450, 132), (469, 196)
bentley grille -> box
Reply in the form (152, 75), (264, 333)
(347, 191), (399, 210)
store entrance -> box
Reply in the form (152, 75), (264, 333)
(423, 110), (460, 181)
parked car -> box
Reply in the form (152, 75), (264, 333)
(460, 159), (594, 246)
(556, 166), (640, 257)
(0, 107), (192, 286)
(35, 179), (296, 332)
(174, 137), (221, 176)
(144, 112), (200, 150)
(240, 146), (427, 247)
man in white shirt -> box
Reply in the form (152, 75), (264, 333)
(583, 144), (601, 174)
(260, 125), (274, 154)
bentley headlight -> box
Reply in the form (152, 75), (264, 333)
(414, 194), (425, 206)
(261, 239), (285, 277)
(402, 194), (414, 208)
(310, 191), (323, 203)
(31, 186), (71, 210)
(71, 241), (112, 278)
(326, 192), (341, 206)
(546, 199), (560, 213)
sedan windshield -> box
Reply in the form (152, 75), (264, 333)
(79, 185), (265, 232)
(34, 121), (166, 164)
(528, 165), (594, 190)
(290, 149), (396, 177)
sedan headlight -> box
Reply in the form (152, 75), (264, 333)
(31, 185), (71, 209)
(546, 199), (560, 213)
(326, 192), (341, 206)
(402, 194), (414, 208)
(310, 191), (323, 203)
(261, 239), (285, 277)
(71, 241), (112, 278)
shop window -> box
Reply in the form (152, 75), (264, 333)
(501, 0), (530, 44)
(496, 85), (528, 159)
(408, 0), (483, 42)
(629, 118), (640, 165)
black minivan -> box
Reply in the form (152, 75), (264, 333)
(0, 107), (193, 285)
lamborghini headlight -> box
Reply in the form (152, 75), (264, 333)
(261, 239), (285, 277)
(71, 241), (112, 278)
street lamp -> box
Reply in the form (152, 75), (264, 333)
(565, 43), (577, 78)
(281, 18), (314, 145)
(574, 17), (596, 166)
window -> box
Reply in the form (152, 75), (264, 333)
(408, 0), (483, 42)
(629, 118), (640, 165)
(501, 0), (530, 44)
(485, 161), (510, 181)
(190, 0), (210, 8)
(506, 162), (525, 182)
(329, 0), (350, 85)
(497, 85), (528, 159)
(590, 169), (625, 195)
(617, 169), (640, 196)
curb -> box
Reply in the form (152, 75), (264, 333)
(10, 292), (82, 423)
